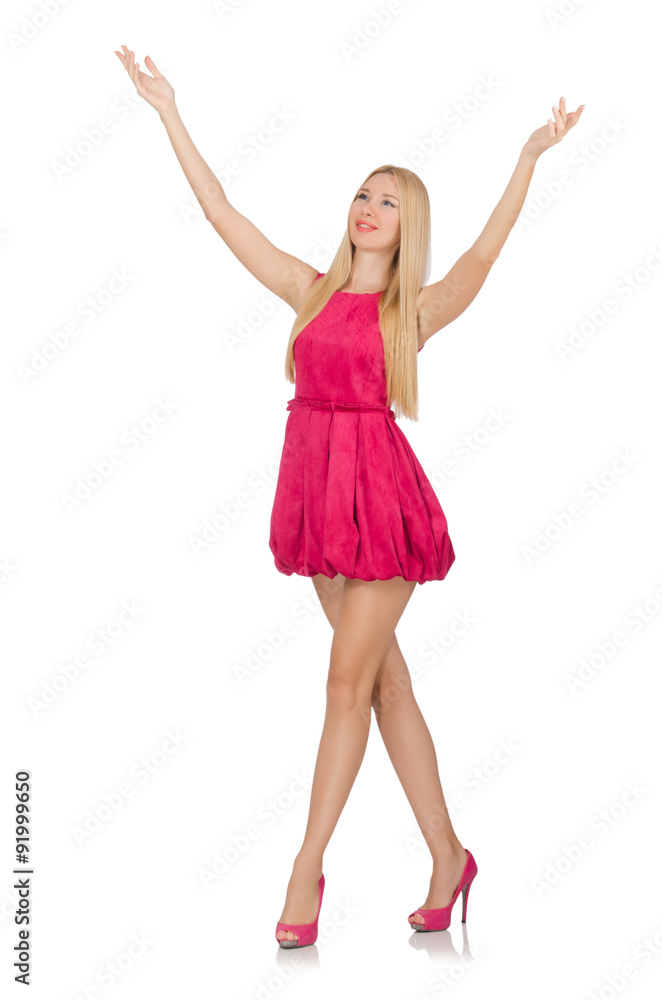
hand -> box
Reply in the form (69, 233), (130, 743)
(522, 97), (585, 158)
(114, 44), (175, 117)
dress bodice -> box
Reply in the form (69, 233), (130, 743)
(293, 275), (388, 406)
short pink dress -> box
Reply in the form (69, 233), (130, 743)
(268, 272), (455, 583)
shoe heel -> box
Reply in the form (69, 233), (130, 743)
(461, 880), (471, 922)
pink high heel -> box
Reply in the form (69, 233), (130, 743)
(408, 849), (477, 932)
(275, 874), (325, 948)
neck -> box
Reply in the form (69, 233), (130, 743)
(344, 252), (393, 293)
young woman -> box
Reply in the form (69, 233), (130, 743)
(115, 45), (584, 947)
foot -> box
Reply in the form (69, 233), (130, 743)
(409, 845), (468, 927)
(276, 861), (324, 945)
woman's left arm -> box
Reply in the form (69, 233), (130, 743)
(418, 97), (586, 344)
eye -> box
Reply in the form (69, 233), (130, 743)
(357, 193), (396, 207)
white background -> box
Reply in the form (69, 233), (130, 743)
(2, 0), (661, 997)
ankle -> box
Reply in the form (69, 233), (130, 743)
(292, 851), (324, 878)
(429, 837), (464, 866)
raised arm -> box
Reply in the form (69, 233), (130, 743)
(114, 45), (316, 311)
(417, 96), (585, 347)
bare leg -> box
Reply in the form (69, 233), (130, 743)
(305, 573), (468, 928)
(370, 635), (468, 923)
(276, 572), (416, 943)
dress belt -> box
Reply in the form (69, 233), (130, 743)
(286, 396), (395, 419)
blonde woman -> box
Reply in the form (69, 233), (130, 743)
(115, 45), (584, 948)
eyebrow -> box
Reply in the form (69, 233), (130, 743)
(357, 187), (399, 201)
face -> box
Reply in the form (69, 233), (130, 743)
(348, 173), (401, 251)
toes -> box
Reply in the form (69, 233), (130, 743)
(277, 934), (298, 945)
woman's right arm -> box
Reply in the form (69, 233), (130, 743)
(115, 46), (317, 311)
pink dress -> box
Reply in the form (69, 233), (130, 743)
(268, 272), (455, 583)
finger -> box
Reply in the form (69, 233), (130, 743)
(131, 50), (144, 84)
(565, 105), (584, 126)
(570, 106), (585, 128)
(130, 52), (141, 90)
(130, 49), (140, 88)
(144, 54), (161, 78)
(135, 59), (152, 86)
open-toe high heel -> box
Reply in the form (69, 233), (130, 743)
(275, 873), (325, 948)
(408, 849), (477, 932)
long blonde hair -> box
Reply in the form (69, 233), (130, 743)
(283, 165), (431, 422)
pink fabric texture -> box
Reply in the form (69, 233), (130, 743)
(268, 272), (455, 583)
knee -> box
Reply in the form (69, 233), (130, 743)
(326, 663), (371, 714)
(371, 667), (413, 716)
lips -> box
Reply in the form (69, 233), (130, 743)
(356, 221), (377, 231)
